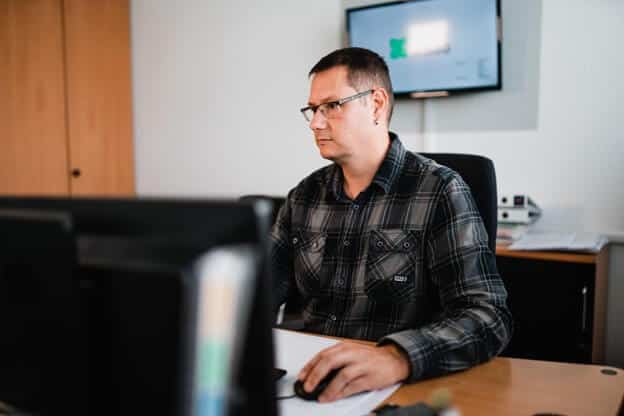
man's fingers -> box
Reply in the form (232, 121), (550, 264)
(298, 353), (321, 381)
(338, 375), (370, 400)
(298, 343), (346, 381)
(318, 364), (367, 402)
(303, 343), (359, 392)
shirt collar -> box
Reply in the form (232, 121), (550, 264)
(329, 132), (407, 200)
(371, 132), (406, 194)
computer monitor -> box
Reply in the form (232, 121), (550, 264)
(0, 197), (278, 416)
(0, 209), (86, 415)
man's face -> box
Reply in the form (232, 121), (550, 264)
(307, 66), (375, 163)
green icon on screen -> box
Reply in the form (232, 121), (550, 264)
(390, 38), (407, 59)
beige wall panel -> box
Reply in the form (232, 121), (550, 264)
(63, 0), (135, 196)
(0, 0), (69, 195)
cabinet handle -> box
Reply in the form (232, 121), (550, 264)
(581, 286), (588, 333)
(71, 168), (81, 178)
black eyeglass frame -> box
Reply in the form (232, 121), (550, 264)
(300, 89), (374, 122)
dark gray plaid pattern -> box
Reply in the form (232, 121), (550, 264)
(270, 133), (512, 381)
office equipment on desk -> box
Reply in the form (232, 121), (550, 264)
(498, 194), (542, 224)
(0, 196), (278, 416)
(372, 388), (457, 416)
(273, 368), (288, 381)
(274, 329), (400, 416)
(293, 368), (341, 401)
(498, 194), (538, 209)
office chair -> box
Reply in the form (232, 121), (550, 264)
(421, 153), (498, 252)
(240, 152), (498, 326)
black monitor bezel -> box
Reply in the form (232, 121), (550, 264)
(0, 209), (86, 414)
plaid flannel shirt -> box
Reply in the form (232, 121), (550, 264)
(270, 133), (512, 381)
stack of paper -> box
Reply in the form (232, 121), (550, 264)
(274, 329), (400, 416)
(496, 223), (530, 245)
(507, 232), (608, 252)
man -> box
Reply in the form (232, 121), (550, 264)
(270, 47), (512, 403)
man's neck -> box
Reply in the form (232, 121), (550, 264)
(340, 132), (391, 200)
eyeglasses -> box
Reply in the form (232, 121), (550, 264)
(300, 89), (374, 122)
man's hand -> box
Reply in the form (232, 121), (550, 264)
(297, 341), (410, 403)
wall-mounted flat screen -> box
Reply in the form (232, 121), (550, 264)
(347, 0), (502, 97)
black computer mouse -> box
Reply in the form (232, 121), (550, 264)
(293, 368), (341, 401)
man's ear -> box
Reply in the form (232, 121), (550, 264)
(372, 88), (389, 124)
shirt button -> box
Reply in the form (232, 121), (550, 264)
(376, 240), (384, 248)
(352, 204), (359, 210)
(403, 242), (411, 249)
(329, 314), (337, 321)
(292, 237), (298, 245)
(344, 240), (351, 247)
(337, 278), (345, 286)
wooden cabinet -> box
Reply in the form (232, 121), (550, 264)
(496, 245), (609, 364)
(0, 0), (134, 196)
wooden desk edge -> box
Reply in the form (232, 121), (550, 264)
(495, 245), (601, 264)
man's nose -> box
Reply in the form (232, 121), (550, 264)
(309, 109), (327, 130)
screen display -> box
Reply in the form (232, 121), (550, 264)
(347, 0), (501, 94)
(191, 247), (257, 416)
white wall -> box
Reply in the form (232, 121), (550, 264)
(131, 1), (624, 365)
(132, 0), (341, 197)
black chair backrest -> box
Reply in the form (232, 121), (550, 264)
(420, 153), (497, 252)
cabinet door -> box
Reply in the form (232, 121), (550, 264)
(0, 0), (70, 195)
(497, 256), (594, 363)
(63, 0), (135, 196)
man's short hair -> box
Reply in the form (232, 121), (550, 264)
(309, 47), (395, 123)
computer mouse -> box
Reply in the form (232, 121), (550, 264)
(293, 368), (341, 401)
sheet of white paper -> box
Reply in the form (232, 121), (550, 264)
(507, 232), (607, 252)
(274, 329), (400, 416)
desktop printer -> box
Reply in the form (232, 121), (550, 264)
(497, 194), (542, 224)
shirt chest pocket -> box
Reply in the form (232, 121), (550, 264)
(365, 229), (424, 303)
(292, 231), (327, 297)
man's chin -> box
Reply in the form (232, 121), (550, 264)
(318, 148), (337, 161)
(319, 151), (343, 163)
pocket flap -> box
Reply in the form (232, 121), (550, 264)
(292, 231), (327, 252)
(370, 229), (420, 252)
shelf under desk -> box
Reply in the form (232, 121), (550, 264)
(495, 244), (609, 364)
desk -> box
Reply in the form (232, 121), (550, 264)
(495, 245), (609, 363)
(334, 334), (624, 415)
(383, 357), (624, 415)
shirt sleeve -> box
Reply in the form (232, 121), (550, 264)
(378, 175), (513, 382)
(269, 194), (293, 315)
